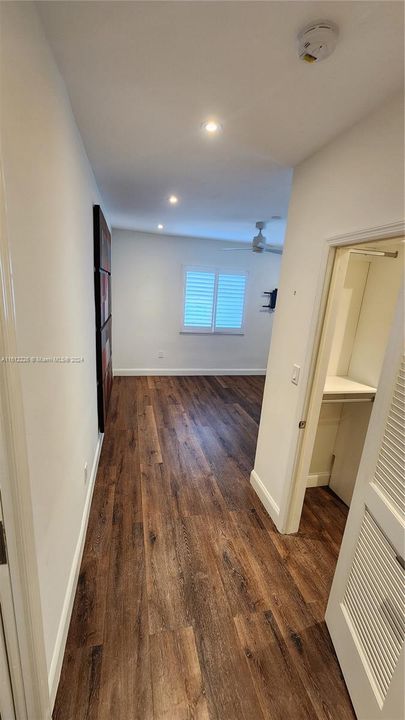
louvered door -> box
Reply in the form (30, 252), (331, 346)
(373, 358), (405, 516)
(326, 289), (404, 720)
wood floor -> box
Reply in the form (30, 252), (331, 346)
(53, 375), (355, 720)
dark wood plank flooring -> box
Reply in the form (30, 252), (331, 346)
(53, 375), (355, 720)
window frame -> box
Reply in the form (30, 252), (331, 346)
(181, 265), (248, 335)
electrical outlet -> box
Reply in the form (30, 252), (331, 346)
(158, 350), (164, 359)
(84, 462), (88, 483)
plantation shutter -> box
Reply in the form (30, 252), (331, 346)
(182, 268), (247, 333)
(215, 273), (247, 331)
(183, 270), (215, 330)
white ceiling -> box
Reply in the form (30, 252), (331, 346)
(39, 1), (404, 243)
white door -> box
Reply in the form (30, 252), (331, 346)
(0, 501), (16, 720)
(326, 289), (404, 720)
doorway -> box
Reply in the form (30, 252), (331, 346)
(287, 236), (403, 536)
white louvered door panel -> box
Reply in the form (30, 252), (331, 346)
(373, 357), (405, 517)
(343, 511), (405, 703)
(326, 288), (404, 720)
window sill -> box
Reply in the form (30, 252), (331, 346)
(180, 331), (245, 336)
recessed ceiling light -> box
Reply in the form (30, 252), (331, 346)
(169, 195), (179, 205)
(202, 120), (222, 134)
(157, 224), (164, 230)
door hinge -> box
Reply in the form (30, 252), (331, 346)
(298, 420), (306, 429)
(0, 521), (7, 565)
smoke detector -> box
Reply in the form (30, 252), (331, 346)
(297, 21), (339, 63)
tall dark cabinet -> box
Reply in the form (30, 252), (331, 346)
(94, 205), (112, 432)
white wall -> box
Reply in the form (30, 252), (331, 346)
(349, 250), (403, 388)
(308, 403), (342, 482)
(0, 1), (102, 699)
(327, 257), (370, 377)
(112, 229), (281, 374)
(252, 93), (404, 530)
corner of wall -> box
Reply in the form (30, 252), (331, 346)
(250, 469), (281, 529)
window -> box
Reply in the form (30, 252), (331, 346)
(182, 267), (247, 334)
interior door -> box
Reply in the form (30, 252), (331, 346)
(325, 287), (404, 720)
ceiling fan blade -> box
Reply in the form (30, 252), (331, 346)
(264, 246), (283, 255)
(220, 247), (251, 251)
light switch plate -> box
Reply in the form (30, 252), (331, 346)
(291, 364), (300, 386)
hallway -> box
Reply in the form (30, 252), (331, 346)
(53, 375), (355, 720)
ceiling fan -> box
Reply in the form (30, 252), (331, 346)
(222, 221), (283, 255)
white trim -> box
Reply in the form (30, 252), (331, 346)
(48, 432), (104, 708)
(113, 368), (266, 377)
(250, 470), (280, 525)
(327, 220), (405, 247)
(306, 471), (330, 488)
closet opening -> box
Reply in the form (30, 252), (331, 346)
(287, 236), (404, 538)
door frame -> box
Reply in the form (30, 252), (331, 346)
(280, 220), (405, 535)
(0, 164), (51, 717)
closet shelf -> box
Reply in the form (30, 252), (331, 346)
(324, 376), (377, 396)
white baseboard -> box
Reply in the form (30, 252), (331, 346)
(306, 471), (330, 488)
(113, 368), (266, 377)
(250, 469), (280, 528)
(48, 432), (104, 708)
